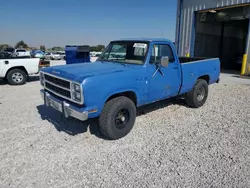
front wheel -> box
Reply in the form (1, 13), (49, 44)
(186, 79), (208, 108)
(99, 96), (136, 140)
(6, 69), (27, 85)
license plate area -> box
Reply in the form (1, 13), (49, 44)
(49, 98), (63, 112)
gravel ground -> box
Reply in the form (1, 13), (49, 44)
(0, 65), (250, 187)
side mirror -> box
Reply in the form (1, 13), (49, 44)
(160, 56), (169, 67)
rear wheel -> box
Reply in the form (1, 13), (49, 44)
(99, 96), (136, 140)
(186, 79), (208, 108)
(6, 69), (27, 85)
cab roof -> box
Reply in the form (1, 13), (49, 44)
(112, 38), (174, 43)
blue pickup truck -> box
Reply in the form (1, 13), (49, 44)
(40, 38), (220, 139)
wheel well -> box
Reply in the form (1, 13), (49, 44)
(198, 75), (210, 84)
(107, 91), (137, 105)
(5, 66), (28, 78)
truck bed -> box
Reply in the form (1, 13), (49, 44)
(179, 58), (220, 94)
(0, 56), (35, 60)
(179, 57), (209, 63)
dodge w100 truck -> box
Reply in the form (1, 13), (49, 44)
(39, 38), (220, 140)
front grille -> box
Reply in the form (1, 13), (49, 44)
(45, 82), (71, 98)
(44, 74), (70, 89)
(43, 73), (83, 105)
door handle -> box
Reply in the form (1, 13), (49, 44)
(4, 61), (9, 64)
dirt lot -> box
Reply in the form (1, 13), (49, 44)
(0, 62), (250, 187)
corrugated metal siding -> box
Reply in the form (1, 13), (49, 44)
(176, 0), (250, 56)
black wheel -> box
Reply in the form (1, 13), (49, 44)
(6, 69), (27, 85)
(186, 79), (208, 108)
(99, 96), (136, 140)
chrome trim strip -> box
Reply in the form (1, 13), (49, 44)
(45, 80), (71, 91)
(44, 87), (72, 103)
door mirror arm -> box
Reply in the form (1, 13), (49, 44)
(152, 63), (164, 77)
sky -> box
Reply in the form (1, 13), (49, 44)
(0, 0), (177, 48)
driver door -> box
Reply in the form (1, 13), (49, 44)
(147, 42), (181, 102)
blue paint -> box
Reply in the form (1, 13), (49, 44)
(146, 41), (182, 101)
(180, 58), (220, 94)
(41, 38), (220, 118)
(190, 12), (196, 57)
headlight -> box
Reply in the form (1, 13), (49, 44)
(40, 72), (45, 86)
(74, 84), (81, 92)
(71, 82), (83, 103)
(73, 92), (81, 100)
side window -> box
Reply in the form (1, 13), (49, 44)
(151, 44), (175, 63)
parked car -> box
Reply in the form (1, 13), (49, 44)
(59, 52), (65, 60)
(12, 49), (30, 58)
(31, 50), (45, 59)
(39, 38), (220, 140)
(0, 51), (12, 58)
(44, 52), (61, 60)
(44, 52), (51, 60)
(3, 47), (15, 56)
(0, 56), (50, 85)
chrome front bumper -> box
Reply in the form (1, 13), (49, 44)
(40, 89), (88, 121)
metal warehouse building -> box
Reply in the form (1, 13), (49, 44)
(176, 0), (250, 75)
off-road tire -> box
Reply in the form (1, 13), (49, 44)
(186, 79), (208, 108)
(99, 96), (136, 140)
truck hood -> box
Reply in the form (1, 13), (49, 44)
(43, 61), (136, 82)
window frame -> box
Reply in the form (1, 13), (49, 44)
(150, 43), (176, 64)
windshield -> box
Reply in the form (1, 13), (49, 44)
(98, 41), (148, 65)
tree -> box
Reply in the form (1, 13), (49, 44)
(40, 45), (46, 51)
(0, 44), (11, 50)
(96, 45), (105, 51)
(51, 46), (64, 51)
(15, 40), (28, 49)
(90, 45), (105, 52)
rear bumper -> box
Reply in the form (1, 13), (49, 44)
(40, 89), (88, 121)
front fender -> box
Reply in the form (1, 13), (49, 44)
(103, 87), (140, 104)
(82, 72), (146, 116)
